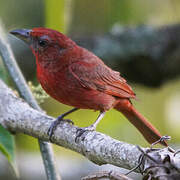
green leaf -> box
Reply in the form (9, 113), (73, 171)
(0, 125), (18, 176)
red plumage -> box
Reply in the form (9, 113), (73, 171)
(12, 27), (167, 146)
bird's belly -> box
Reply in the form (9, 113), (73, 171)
(60, 88), (116, 111)
(38, 70), (116, 111)
(41, 78), (116, 111)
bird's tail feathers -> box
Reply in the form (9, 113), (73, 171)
(115, 100), (167, 146)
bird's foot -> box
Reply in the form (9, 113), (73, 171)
(47, 115), (74, 142)
(75, 125), (96, 142)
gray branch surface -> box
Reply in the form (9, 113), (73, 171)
(0, 79), (180, 179)
(72, 24), (180, 87)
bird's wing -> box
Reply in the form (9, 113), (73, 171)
(69, 61), (136, 99)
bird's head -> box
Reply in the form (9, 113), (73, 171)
(10, 27), (77, 64)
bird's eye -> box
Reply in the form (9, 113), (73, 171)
(38, 40), (48, 47)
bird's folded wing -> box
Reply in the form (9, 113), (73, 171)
(69, 61), (136, 99)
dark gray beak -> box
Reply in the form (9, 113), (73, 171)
(10, 29), (32, 44)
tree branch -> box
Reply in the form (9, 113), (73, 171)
(0, 79), (180, 179)
(72, 24), (180, 87)
(0, 79), (140, 170)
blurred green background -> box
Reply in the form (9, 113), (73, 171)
(0, 0), (180, 179)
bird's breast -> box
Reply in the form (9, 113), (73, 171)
(37, 66), (70, 104)
(36, 65), (116, 111)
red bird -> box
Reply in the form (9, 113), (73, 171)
(10, 28), (167, 146)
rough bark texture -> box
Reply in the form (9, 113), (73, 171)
(72, 24), (180, 87)
(0, 79), (180, 180)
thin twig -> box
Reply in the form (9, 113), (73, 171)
(0, 24), (60, 180)
(150, 136), (171, 148)
(81, 170), (132, 180)
(125, 149), (144, 175)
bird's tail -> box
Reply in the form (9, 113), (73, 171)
(115, 100), (167, 146)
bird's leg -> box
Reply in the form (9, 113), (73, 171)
(76, 111), (106, 141)
(85, 111), (106, 130)
(48, 107), (79, 141)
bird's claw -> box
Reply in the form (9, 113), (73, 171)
(47, 116), (74, 142)
(47, 120), (60, 141)
(75, 125), (95, 143)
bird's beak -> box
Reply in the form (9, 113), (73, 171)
(10, 29), (32, 44)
